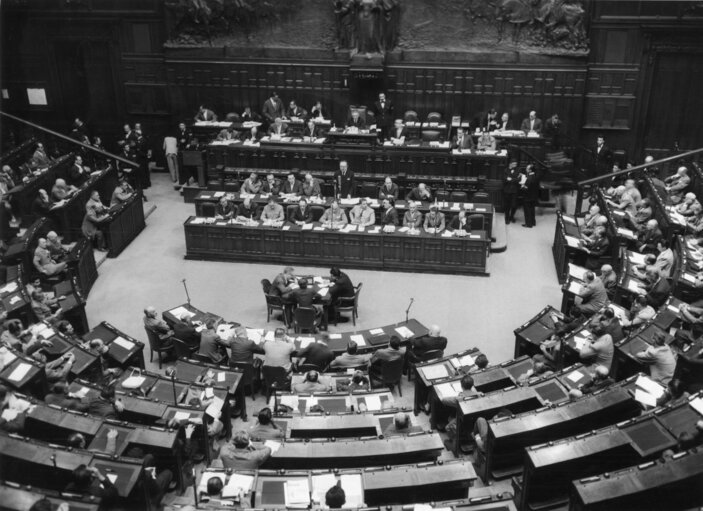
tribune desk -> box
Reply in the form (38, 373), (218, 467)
(271, 390), (395, 415)
(104, 192), (146, 258)
(206, 140), (508, 180)
(184, 218), (490, 275)
(569, 447), (703, 510)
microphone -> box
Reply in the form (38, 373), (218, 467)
(50, 455), (57, 467)
(405, 297), (415, 323)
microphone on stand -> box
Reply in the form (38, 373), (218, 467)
(181, 279), (191, 305)
(405, 297), (414, 324)
(50, 455), (57, 468)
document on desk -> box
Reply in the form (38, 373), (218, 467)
(369, 328), (384, 336)
(340, 474), (363, 506)
(616, 227), (636, 238)
(173, 411), (192, 422)
(316, 287), (329, 297)
(264, 330), (275, 342)
(568, 263), (588, 281)
(362, 393), (382, 410)
(568, 281), (583, 295)
(169, 306), (194, 319)
(298, 337), (315, 349)
(205, 396), (224, 419)
(455, 354), (475, 368)
(398, 226), (409, 233)
(564, 235), (581, 248)
(634, 388), (657, 407)
(311, 473), (337, 503)
(0, 281), (18, 294)
(690, 396), (703, 416)
(112, 337), (134, 351)
(302, 223), (314, 230)
(0, 348), (17, 370)
(72, 386), (90, 399)
(279, 394), (299, 410)
(572, 335), (588, 351)
(246, 328), (264, 344)
(395, 326), (414, 338)
(566, 370), (584, 383)
(264, 440), (282, 453)
(329, 333), (342, 339)
(8, 363), (31, 382)
(350, 334), (366, 346)
(8, 296), (21, 306)
(222, 473), (254, 498)
(420, 364), (449, 380)
(435, 381), (463, 399)
(285, 479), (310, 507)
(635, 375), (665, 398)
(627, 251), (647, 265)
(627, 279), (643, 292)
(562, 215), (577, 224)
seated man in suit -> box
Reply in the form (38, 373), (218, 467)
(262, 327), (296, 372)
(199, 319), (230, 365)
(289, 198), (313, 224)
(229, 327), (265, 365)
(349, 198), (376, 227)
(296, 333), (335, 370)
(236, 197), (258, 221)
(320, 200), (348, 228)
(286, 100), (307, 120)
(194, 105), (217, 122)
(240, 106), (262, 123)
(271, 266), (296, 297)
(262, 173), (282, 195)
(497, 112), (512, 131)
(242, 126), (261, 142)
(329, 340), (371, 369)
(378, 176), (399, 200)
(453, 127), (475, 151)
(289, 277), (318, 309)
(423, 205), (445, 233)
(218, 430), (272, 470)
(248, 407), (284, 441)
(293, 370), (329, 393)
(302, 173), (321, 198)
(214, 196), (235, 220)
(476, 129), (496, 150)
(389, 119), (407, 145)
(303, 119), (319, 140)
(368, 336), (405, 386)
(267, 117), (288, 137)
(383, 412), (422, 437)
(379, 198), (399, 226)
(144, 306), (174, 341)
(574, 271), (608, 317)
(282, 173), (303, 195)
(520, 110), (542, 134)
(346, 109), (366, 130)
(449, 209), (470, 231)
(241, 172), (262, 194)
(637, 219), (663, 254)
(403, 201), (423, 229)
(217, 126), (239, 141)
(440, 374), (478, 437)
(173, 312), (201, 348)
(406, 183), (432, 202)
(640, 267), (670, 308)
(405, 324), (447, 365)
(260, 196), (285, 223)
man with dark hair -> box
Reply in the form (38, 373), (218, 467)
(45, 381), (89, 411)
(262, 92), (284, 124)
(293, 370), (329, 393)
(503, 160), (520, 224)
(173, 312), (200, 348)
(641, 267), (670, 308)
(206, 476), (224, 497)
(229, 327), (265, 365)
(325, 482), (346, 509)
(590, 307), (625, 343)
(263, 327), (296, 372)
(329, 340), (371, 368)
(87, 386), (125, 419)
(441, 375), (478, 439)
(368, 336), (404, 386)
(199, 319), (230, 365)
(575, 271), (608, 317)
(249, 407), (284, 441)
(383, 411), (422, 437)
(635, 332), (676, 385)
(290, 278), (317, 308)
(219, 430), (272, 469)
(65, 464), (118, 502)
(621, 295), (656, 330)
(474, 353), (489, 369)
(296, 334), (334, 371)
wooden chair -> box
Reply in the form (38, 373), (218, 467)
(468, 214), (485, 231)
(379, 357), (405, 396)
(143, 326), (174, 369)
(449, 191), (468, 202)
(421, 130), (441, 142)
(294, 306), (318, 334)
(201, 202), (216, 217)
(436, 189), (450, 201)
(472, 191), (491, 203)
(262, 365), (291, 402)
(407, 348), (445, 382)
(262, 279), (287, 326)
(191, 352), (213, 364)
(426, 112), (443, 122)
(335, 283), (362, 326)
(310, 205), (325, 221)
(403, 110), (419, 122)
(172, 337), (198, 359)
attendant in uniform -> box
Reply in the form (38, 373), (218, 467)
(503, 160), (520, 224)
(81, 190), (109, 251)
(69, 156), (90, 188)
(380, 198), (398, 226)
(403, 202), (423, 228)
(423, 205), (445, 233)
(262, 92), (285, 124)
(521, 164), (539, 228)
(334, 160), (355, 198)
(329, 267), (355, 321)
(378, 176), (399, 200)
(593, 135), (613, 176)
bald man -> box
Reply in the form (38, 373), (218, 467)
(405, 324), (447, 365)
(143, 306), (173, 340)
(520, 110), (542, 134)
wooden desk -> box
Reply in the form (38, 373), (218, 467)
(184, 218), (490, 276)
(513, 305), (562, 358)
(287, 414), (379, 439)
(0, 481), (100, 511)
(0, 354), (46, 397)
(104, 192), (146, 258)
(482, 387), (641, 481)
(264, 432), (444, 469)
(25, 403), (103, 445)
(69, 237), (98, 296)
(90, 455), (143, 499)
(551, 212), (584, 285)
(207, 141), (508, 180)
(82, 321), (145, 370)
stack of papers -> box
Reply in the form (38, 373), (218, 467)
(564, 236), (581, 248)
(221, 473), (255, 498)
(454, 354), (476, 367)
(350, 334), (366, 346)
(246, 328), (264, 344)
(169, 306), (195, 320)
(394, 326), (414, 338)
(435, 381), (463, 398)
(420, 364), (449, 380)
(298, 337), (316, 349)
(634, 375), (665, 407)
(285, 479), (310, 507)
(112, 337), (135, 351)
(8, 363), (31, 382)
(369, 328), (384, 335)
(311, 473), (336, 503)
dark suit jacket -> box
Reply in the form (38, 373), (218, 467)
(289, 206), (313, 223)
(449, 215), (469, 231)
(302, 125), (319, 138)
(594, 144), (613, 175)
(291, 287), (317, 308)
(411, 334), (447, 358)
(237, 203), (258, 219)
(347, 117), (367, 129)
(262, 179), (282, 195)
(330, 272), (354, 301)
(297, 342), (335, 370)
(646, 277), (671, 308)
(262, 98), (285, 122)
(380, 207), (399, 226)
(374, 100), (394, 127)
(480, 113), (500, 131)
(497, 119), (512, 131)
(520, 118), (543, 133)
(389, 126), (408, 140)
(453, 134), (475, 150)
(173, 320), (200, 347)
(406, 187), (432, 202)
(334, 170), (356, 198)
(282, 180), (303, 195)
(287, 106), (307, 119)
(638, 228), (663, 254)
(522, 173), (540, 202)
(378, 183), (399, 200)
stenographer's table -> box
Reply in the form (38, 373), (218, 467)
(184, 218), (489, 275)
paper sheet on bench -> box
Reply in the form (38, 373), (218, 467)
(311, 473), (336, 503)
(222, 473), (254, 498)
(421, 364), (449, 380)
(112, 336), (134, 350)
(8, 363), (31, 382)
(350, 334), (366, 346)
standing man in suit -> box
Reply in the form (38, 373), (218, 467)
(520, 111), (542, 134)
(389, 119), (407, 145)
(373, 92), (394, 141)
(593, 135), (613, 176)
(453, 127), (475, 151)
(521, 164), (540, 228)
(378, 176), (399, 200)
(194, 105), (217, 122)
(262, 91), (285, 125)
(334, 160), (355, 198)
(503, 160), (520, 224)
(379, 198), (399, 226)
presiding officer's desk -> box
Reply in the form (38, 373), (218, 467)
(569, 447), (703, 511)
(194, 191), (495, 240)
(0, 480), (101, 511)
(207, 138), (508, 179)
(519, 392), (703, 511)
(262, 431), (444, 469)
(184, 217), (490, 276)
(480, 386), (643, 482)
(272, 390), (396, 415)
